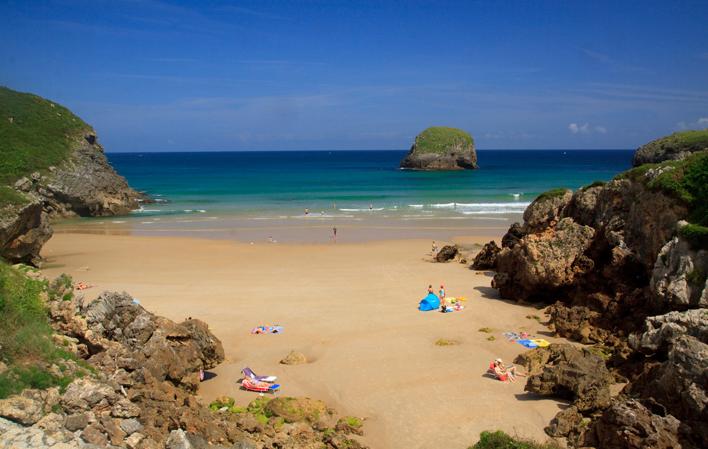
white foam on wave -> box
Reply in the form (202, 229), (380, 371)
(339, 208), (385, 212)
(408, 204), (424, 208)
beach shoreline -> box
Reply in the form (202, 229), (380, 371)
(41, 229), (567, 449)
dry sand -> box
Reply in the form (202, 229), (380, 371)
(41, 232), (566, 449)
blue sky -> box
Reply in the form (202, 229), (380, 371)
(2, 0), (708, 151)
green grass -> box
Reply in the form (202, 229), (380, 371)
(0, 86), (89, 185)
(646, 129), (708, 150)
(535, 188), (569, 203)
(0, 186), (30, 209)
(414, 126), (474, 154)
(679, 223), (708, 250)
(0, 262), (87, 398)
(470, 431), (559, 449)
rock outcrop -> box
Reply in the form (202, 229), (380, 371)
(471, 241), (500, 270)
(435, 244), (459, 262)
(400, 126), (477, 170)
(632, 129), (708, 166)
(0, 195), (52, 265)
(488, 146), (708, 448)
(13, 134), (142, 217)
(1, 276), (368, 449)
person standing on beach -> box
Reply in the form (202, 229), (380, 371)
(332, 226), (337, 243)
(305, 208), (309, 216)
(431, 241), (438, 255)
(439, 284), (447, 311)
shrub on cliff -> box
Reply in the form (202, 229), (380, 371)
(0, 86), (89, 185)
(0, 263), (88, 398)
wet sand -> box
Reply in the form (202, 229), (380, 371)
(41, 232), (564, 449)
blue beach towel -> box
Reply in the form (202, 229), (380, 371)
(517, 339), (538, 348)
(418, 293), (441, 311)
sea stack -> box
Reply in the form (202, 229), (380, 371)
(400, 126), (478, 170)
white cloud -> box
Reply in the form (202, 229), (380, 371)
(568, 122), (590, 134)
(676, 117), (708, 130)
(568, 123), (607, 135)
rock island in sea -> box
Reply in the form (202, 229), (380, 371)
(399, 126), (478, 170)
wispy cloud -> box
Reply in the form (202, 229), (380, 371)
(569, 123), (607, 134)
(677, 117), (708, 130)
(580, 48), (649, 73)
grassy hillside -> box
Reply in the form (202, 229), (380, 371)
(414, 126), (474, 154)
(0, 263), (92, 398)
(650, 129), (708, 149)
(0, 86), (89, 186)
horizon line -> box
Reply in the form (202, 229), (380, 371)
(105, 148), (635, 154)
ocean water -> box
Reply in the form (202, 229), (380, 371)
(57, 150), (633, 241)
(106, 150), (633, 219)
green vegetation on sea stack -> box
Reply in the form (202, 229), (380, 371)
(414, 126), (474, 154)
(0, 185), (30, 208)
(651, 129), (708, 149)
(470, 431), (559, 449)
(0, 263), (90, 398)
(0, 86), (89, 185)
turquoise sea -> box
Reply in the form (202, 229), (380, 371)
(58, 150), (634, 242)
(107, 150), (633, 218)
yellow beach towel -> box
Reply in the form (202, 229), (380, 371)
(531, 339), (550, 347)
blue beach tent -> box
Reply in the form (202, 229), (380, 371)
(418, 293), (440, 311)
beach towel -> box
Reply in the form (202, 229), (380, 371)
(251, 325), (284, 334)
(241, 377), (280, 393)
(418, 293), (440, 311)
(531, 339), (550, 347)
(516, 339), (538, 348)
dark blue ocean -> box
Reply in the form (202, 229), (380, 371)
(106, 150), (633, 218)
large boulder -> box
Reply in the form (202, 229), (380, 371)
(435, 244), (459, 262)
(515, 343), (612, 412)
(493, 218), (595, 301)
(471, 241), (500, 270)
(0, 195), (52, 266)
(400, 127), (477, 170)
(80, 291), (225, 391)
(632, 130), (708, 166)
(522, 188), (573, 232)
(583, 398), (684, 449)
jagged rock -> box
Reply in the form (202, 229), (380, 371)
(493, 218), (595, 302)
(125, 432), (145, 449)
(400, 127), (478, 170)
(501, 222), (524, 248)
(632, 130), (708, 166)
(522, 189), (573, 232)
(0, 196), (52, 266)
(280, 350), (308, 365)
(544, 405), (583, 438)
(63, 413), (89, 431)
(0, 388), (59, 426)
(39, 133), (141, 217)
(516, 343), (612, 412)
(435, 245), (458, 262)
(583, 398), (683, 449)
(80, 291), (224, 391)
(627, 310), (708, 446)
(650, 236), (707, 309)
(61, 378), (118, 413)
(471, 241), (500, 269)
(165, 429), (233, 449)
(119, 418), (143, 435)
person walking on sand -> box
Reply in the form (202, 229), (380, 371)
(332, 226), (337, 243)
(431, 240), (438, 255)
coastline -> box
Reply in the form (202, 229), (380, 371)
(41, 230), (567, 449)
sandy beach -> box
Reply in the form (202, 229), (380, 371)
(41, 231), (566, 449)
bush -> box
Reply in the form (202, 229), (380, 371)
(535, 188), (569, 203)
(414, 126), (474, 154)
(471, 430), (559, 449)
(679, 223), (708, 250)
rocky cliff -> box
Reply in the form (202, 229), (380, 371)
(399, 126), (478, 170)
(0, 87), (141, 265)
(487, 141), (707, 447)
(633, 129), (708, 166)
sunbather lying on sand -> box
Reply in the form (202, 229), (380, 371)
(493, 358), (525, 383)
(75, 282), (93, 290)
